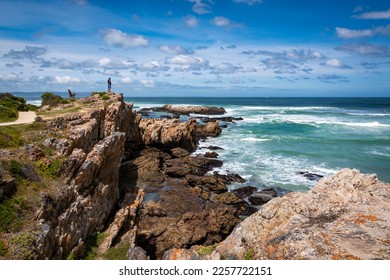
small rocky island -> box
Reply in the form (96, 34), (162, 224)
(0, 93), (389, 260)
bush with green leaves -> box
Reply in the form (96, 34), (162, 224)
(41, 92), (64, 107)
(0, 93), (29, 122)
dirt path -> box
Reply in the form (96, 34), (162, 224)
(0, 111), (37, 127)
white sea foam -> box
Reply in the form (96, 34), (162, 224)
(27, 100), (41, 106)
(241, 137), (270, 142)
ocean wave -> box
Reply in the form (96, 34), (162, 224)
(347, 112), (390, 117)
(242, 115), (390, 128)
(27, 100), (41, 106)
(241, 137), (270, 142)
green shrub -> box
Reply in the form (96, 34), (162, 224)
(196, 244), (217, 256)
(0, 197), (28, 233)
(0, 241), (7, 256)
(27, 104), (39, 111)
(41, 92), (64, 107)
(0, 127), (24, 148)
(10, 160), (23, 177)
(34, 158), (63, 180)
(103, 242), (129, 260)
(83, 232), (108, 260)
(0, 105), (18, 122)
(0, 93), (28, 112)
(8, 232), (36, 259)
(244, 248), (255, 260)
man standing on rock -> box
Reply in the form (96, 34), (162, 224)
(107, 77), (112, 93)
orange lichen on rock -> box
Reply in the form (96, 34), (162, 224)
(354, 214), (378, 225)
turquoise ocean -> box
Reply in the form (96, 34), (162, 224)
(21, 93), (390, 192)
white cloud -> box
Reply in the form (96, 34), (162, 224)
(140, 79), (155, 87)
(101, 29), (149, 49)
(335, 27), (373, 38)
(184, 15), (199, 27)
(324, 58), (352, 69)
(187, 0), (213, 15)
(3, 45), (47, 60)
(334, 43), (390, 57)
(121, 77), (133, 83)
(354, 9), (390, 19)
(209, 63), (242, 74)
(158, 45), (193, 55)
(165, 55), (207, 65)
(52, 76), (82, 84)
(212, 16), (242, 28)
(231, 0), (263, 5)
(336, 24), (390, 38)
(325, 59), (342, 67)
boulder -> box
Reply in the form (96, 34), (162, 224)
(139, 118), (198, 152)
(215, 169), (390, 260)
(248, 188), (277, 205)
(198, 121), (222, 139)
(232, 186), (258, 199)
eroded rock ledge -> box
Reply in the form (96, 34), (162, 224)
(175, 169), (390, 260)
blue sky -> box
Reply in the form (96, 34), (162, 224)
(1, 0), (390, 97)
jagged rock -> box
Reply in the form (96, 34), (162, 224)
(185, 175), (228, 193)
(248, 188), (277, 205)
(211, 192), (244, 205)
(203, 145), (224, 150)
(162, 249), (201, 260)
(62, 149), (87, 182)
(198, 121), (222, 139)
(21, 164), (40, 182)
(139, 118), (198, 152)
(170, 147), (189, 158)
(164, 155), (222, 178)
(160, 104), (226, 115)
(36, 132), (126, 259)
(25, 144), (45, 161)
(120, 148), (167, 190)
(298, 171), (324, 181)
(215, 169), (390, 260)
(204, 151), (218, 158)
(136, 177), (239, 259)
(214, 172), (246, 184)
(128, 247), (149, 260)
(232, 186), (258, 199)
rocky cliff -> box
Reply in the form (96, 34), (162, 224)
(213, 169), (390, 260)
(1, 93), (239, 259)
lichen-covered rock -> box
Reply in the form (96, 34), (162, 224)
(215, 169), (390, 260)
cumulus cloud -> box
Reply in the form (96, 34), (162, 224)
(166, 55), (208, 65)
(187, 0), (213, 15)
(212, 16), (242, 28)
(140, 79), (155, 87)
(101, 29), (149, 49)
(242, 48), (326, 75)
(231, 0), (263, 5)
(52, 76), (83, 84)
(324, 58), (352, 69)
(3, 46), (47, 61)
(336, 24), (390, 38)
(184, 15), (199, 27)
(334, 43), (390, 57)
(121, 77), (133, 83)
(0, 72), (23, 82)
(353, 9), (390, 19)
(158, 45), (193, 55)
(209, 63), (242, 74)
